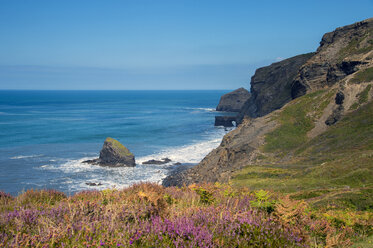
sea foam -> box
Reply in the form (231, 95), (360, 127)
(39, 127), (230, 193)
(10, 154), (44, 159)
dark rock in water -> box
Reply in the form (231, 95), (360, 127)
(86, 182), (102, 186)
(83, 137), (136, 167)
(214, 116), (236, 127)
(142, 158), (171, 165)
(216, 88), (251, 112)
(173, 162), (182, 165)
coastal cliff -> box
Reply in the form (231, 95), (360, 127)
(163, 17), (373, 187)
(291, 17), (373, 98)
(236, 53), (314, 123)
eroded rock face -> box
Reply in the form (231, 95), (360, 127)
(216, 88), (251, 112)
(291, 18), (373, 98)
(162, 116), (277, 186)
(236, 53), (314, 123)
(84, 137), (136, 167)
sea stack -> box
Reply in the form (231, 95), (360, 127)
(216, 87), (251, 112)
(84, 137), (136, 167)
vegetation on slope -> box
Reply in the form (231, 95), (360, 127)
(337, 29), (373, 62)
(263, 90), (334, 154)
(351, 67), (373, 84)
(232, 88), (373, 246)
(234, 92), (373, 195)
(1, 183), (371, 247)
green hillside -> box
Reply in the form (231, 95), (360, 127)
(233, 89), (373, 209)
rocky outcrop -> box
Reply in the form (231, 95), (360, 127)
(325, 91), (345, 126)
(83, 137), (136, 167)
(291, 18), (373, 98)
(216, 88), (251, 112)
(236, 53), (314, 123)
(214, 116), (236, 127)
(162, 116), (277, 186)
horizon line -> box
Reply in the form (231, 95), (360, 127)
(0, 89), (239, 91)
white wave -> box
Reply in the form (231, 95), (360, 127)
(136, 129), (227, 164)
(39, 156), (168, 192)
(39, 128), (230, 193)
(10, 154), (44, 159)
(184, 107), (216, 113)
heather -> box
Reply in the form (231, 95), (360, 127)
(1, 184), (371, 247)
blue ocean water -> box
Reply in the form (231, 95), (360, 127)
(0, 90), (231, 195)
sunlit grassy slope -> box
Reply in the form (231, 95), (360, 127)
(232, 90), (373, 211)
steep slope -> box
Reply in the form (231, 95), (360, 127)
(232, 93), (373, 210)
(163, 18), (373, 187)
(291, 17), (373, 98)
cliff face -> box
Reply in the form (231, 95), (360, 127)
(291, 18), (373, 98)
(236, 53), (314, 123)
(163, 18), (373, 187)
(216, 87), (251, 112)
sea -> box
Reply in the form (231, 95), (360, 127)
(0, 90), (232, 195)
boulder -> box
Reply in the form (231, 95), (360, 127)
(83, 137), (136, 167)
(85, 182), (103, 186)
(216, 88), (251, 112)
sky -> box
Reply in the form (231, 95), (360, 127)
(0, 0), (372, 90)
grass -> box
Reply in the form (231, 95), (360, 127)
(234, 99), (373, 195)
(337, 31), (373, 61)
(350, 84), (372, 110)
(351, 235), (373, 248)
(351, 67), (373, 84)
(231, 95), (373, 245)
(263, 90), (333, 154)
(105, 137), (133, 156)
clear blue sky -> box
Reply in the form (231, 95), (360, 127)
(0, 0), (372, 90)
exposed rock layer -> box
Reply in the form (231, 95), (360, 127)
(291, 18), (373, 98)
(236, 53), (314, 123)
